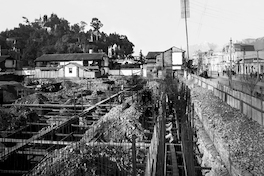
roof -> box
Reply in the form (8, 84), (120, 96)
(165, 46), (185, 53)
(35, 53), (108, 62)
(64, 62), (99, 71)
(65, 62), (85, 69)
(234, 43), (255, 51)
(146, 52), (162, 59)
(0, 55), (14, 63)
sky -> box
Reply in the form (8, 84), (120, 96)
(1, 0), (264, 56)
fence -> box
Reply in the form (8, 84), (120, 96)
(189, 74), (264, 126)
(109, 68), (142, 76)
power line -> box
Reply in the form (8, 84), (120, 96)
(191, 0), (264, 22)
(190, 0), (264, 29)
(196, 0), (208, 41)
(188, 19), (254, 39)
(190, 6), (264, 32)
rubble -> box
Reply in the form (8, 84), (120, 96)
(26, 79), (152, 176)
(81, 99), (146, 143)
(191, 85), (264, 175)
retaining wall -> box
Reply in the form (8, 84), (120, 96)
(190, 74), (264, 126)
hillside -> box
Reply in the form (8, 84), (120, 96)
(242, 37), (264, 50)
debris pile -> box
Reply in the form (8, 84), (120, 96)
(15, 93), (49, 104)
(0, 107), (39, 132)
(82, 100), (146, 143)
(27, 142), (145, 176)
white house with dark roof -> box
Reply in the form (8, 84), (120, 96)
(33, 53), (109, 78)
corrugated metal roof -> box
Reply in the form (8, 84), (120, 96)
(35, 53), (107, 62)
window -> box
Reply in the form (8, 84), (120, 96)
(69, 68), (72, 73)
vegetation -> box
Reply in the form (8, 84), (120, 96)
(0, 14), (134, 66)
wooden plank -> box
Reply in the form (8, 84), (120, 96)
(97, 103), (118, 107)
(2, 103), (92, 108)
(0, 138), (73, 145)
(30, 108), (84, 112)
(83, 142), (150, 147)
(16, 149), (47, 156)
(169, 144), (180, 176)
(168, 165), (211, 170)
(55, 133), (83, 138)
(0, 169), (28, 174)
(21, 131), (39, 135)
(6, 125), (30, 138)
(71, 124), (92, 128)
(43, 115), (71, 119)
(27, 122), (49, 126)
(1, 139), (150, 147)
(0, 116), (78, 160)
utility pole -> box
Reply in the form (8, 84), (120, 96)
(229, 38), (232, 88)
(184, 0), (190, 60)
(181, 0), (190, 65)
(257, 50), (259, 79)
(243, 48), (245, 76)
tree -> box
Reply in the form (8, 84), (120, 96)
(90, 18), (103, 31)
(239, 74), (260, 96)
(0, 14), (135, 66)
(139, 50), (144, 64)
(106, 33), (134, 59)
(80, 21), (87, 32)
(90, 18), (103, 41)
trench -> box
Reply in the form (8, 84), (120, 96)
(0, 77), (210, 176)
(162, 77), (205, 176)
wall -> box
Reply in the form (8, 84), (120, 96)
(5, 59), (16, 68)
(15, 69), (35, 76)
(33, 68), (96, 79)
(172, 52), (182, 66)
(190, 74), (264, 126)
(59, 61), (83, 66)
(64, 65), (78, 77)
(34, 68), (63, 78)
(109, 68), (141, 76)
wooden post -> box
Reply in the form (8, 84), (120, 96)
(81, 91), (83, 112)
(73, 92), (76, 115)
(132, 134), (137, 176)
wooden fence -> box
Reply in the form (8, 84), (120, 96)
(190, 74), (264, 126)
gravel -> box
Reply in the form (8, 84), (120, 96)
(191, 85), (264, 175)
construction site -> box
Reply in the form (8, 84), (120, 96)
(0, 74), (263, 176)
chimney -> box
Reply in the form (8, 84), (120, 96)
(89, 49), (93, 54)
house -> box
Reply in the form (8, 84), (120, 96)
(222, 43), (262, 74)
(155, 47), (185, 78)
(0, 55), (16, 72)
(144, 51), (162, 78)
(144, 47), (185, 78)
(34, 53), (109, 78)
